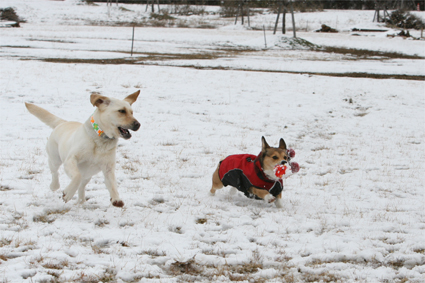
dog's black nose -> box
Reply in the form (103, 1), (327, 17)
(132, 120), (141, 131)
(280, 160), (287, 165)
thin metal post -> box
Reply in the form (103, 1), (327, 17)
(290, 0), (296, 38)
(131, 26), (135, 56)
(247, 1), (250, 27)
(273, 1), (282, 34)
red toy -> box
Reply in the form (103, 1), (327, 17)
(273, 149), (299, 179)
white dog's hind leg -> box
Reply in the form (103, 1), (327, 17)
(77, 178), (91, 204)
(48, 158), (61, 191)
(62, 157), (81, 203)
(102, 166), (123, 207)
(46, 142), (62, 191)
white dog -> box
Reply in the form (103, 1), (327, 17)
(25, 91), (140, 207)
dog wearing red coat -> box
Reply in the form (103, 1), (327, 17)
(210, 136), (289, 208)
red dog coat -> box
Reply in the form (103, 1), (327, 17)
(219, 153), (284, 199)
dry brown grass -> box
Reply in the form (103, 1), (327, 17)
(321, 46), (423, 60)
(0, 185), (12, 191)
(33, 46), (424, 81)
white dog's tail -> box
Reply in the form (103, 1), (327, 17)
(25, 103), (67, 129)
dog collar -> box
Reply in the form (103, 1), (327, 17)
(90, 115), (112, 139)
(253, 153), (275, 184)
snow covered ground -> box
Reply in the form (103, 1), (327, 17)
(1, 1), (424, 282)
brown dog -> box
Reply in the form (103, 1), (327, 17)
(210, 136), (289, 208)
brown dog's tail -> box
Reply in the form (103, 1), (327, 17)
(25, 103), (67, 129)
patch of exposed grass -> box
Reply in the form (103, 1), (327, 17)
(139, 249), (166, 258)
(320, 46), (424, 60)
(95, 218), (110, 227)
(42, 260), (69, 270)
(119, 6), (132, 12)
(0, 238), (12, 248)
(32, 46), (424, 81)
(163, 250), (274, 281)
(311, 146), (330, 152)
(300, 270), (341, 283)
(0, 185), (12, 191)
(150, 12), (175, 21)
(166, 256), (205, 278)
(196, 218), (207, 224)
(27, 38), (76, 44)
(0, 254), (8, 262)
(33, 207), (71, 224)
(37, 56), (425, 81)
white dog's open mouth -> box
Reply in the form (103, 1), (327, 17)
(118, 127), (132, 139)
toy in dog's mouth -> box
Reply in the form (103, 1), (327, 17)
(273, 148), (300, 179)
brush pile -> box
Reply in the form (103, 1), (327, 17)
(0, 7), (22, 27)
(389, 10), (424, 30)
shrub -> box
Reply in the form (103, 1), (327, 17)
(219, 0), (239, 18)
(0, 7), (22, 22)
(389, 10), (425, 30)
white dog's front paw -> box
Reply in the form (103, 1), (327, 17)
(111, 198), (124, 208)
(263, 194), (275, 203)
(62, 190), (74, 203)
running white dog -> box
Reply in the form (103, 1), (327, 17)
(25, 91), (140, 207)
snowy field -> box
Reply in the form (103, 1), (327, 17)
(1, 0), (425, 282)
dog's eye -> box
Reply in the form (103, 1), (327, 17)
(272, 156), (279, 160)
(284, 156), (288, 160)
(118, 109), (126, 114)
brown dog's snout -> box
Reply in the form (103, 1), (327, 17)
(280, 160), (287, 165)
(132, 120), (140, 131)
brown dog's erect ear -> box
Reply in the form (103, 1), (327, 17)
(279, 138), (287, 150)
(90, 94), (110, 108)
(124, 90), (140, 105)
(261, 136), (270, 153)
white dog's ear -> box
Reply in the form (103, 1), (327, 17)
(90, 94), (110, 108)
(279, 138), (287, 150)
(124, 90), (140, 105)
(261, 136), (270, 153)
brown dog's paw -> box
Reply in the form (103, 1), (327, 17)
(111, 199), (124, 207)
(263, 194), (275, 203)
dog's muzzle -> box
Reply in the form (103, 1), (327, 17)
(132, 120), (141, 131)
(118, 120), (140, 140)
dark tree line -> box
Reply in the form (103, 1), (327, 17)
(90, 0), (424, 11)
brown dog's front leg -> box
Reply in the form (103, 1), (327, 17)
(275, 193), (283, 208)
(250, 187), (275, 203)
